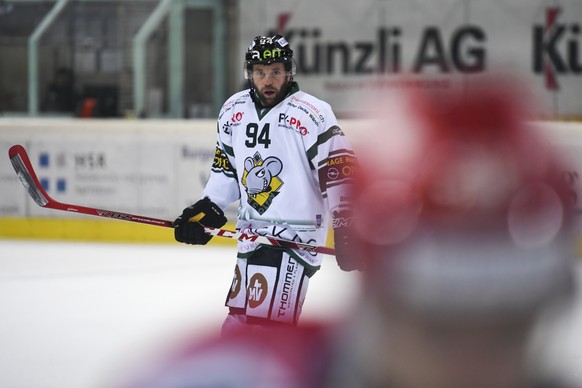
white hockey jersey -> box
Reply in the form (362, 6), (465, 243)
(202, 83), (355, 269)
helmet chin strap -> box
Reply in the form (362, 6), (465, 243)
(248, 79), (261, 105)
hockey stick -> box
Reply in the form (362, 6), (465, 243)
(8, 145), (335, 255)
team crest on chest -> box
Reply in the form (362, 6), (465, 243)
(242, 152), (284, 215)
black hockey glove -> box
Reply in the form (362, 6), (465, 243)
(332, 210), (362, 272)
(174, 197), (227, 245)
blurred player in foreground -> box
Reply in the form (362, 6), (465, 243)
(173, 34), (357, 333)
(127, 82), (577, 388)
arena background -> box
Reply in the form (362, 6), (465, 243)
(1, 1), (582, 387)
(1, 0), (582, 243)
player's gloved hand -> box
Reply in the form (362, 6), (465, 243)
(332, 210), (362, 272)
(174, 197), (227, 245)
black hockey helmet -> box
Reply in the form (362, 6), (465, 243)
(244, 34), (296, 79)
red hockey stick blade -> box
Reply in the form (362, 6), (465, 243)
(9, 144), (51, 207)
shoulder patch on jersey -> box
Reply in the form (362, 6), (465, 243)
(241, 152), (284, 215)
(211, 144), (236, 178)
(317, 149), (357, 198)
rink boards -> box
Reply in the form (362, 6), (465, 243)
(1, 118), (582, 248)
(0, 119), (220, 244)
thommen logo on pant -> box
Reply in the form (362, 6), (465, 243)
(275, 256), (299, 320)
(247, 273), (268, 308)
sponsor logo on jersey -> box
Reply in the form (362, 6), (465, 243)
(229, 265), (242, 299)
(327, 167), (340, 180)
(247, 273), (268, 308)
(319, 151), (358, 196)
(231, 111), (244, 123)
(222, 111), (244, 134)
(220, 98), (237, 111)
(291, 96), (321, 114)
(278, 113), (309, 136)
(219, 95), (248, 120)
(325, 155), (356, 180)
(327, 167), (339, 181)
(242, 152), (284, 215)
(287, 96), (325, 123)
(287, 102), (322, 125)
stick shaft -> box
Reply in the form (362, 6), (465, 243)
(8, 145), (335, 255)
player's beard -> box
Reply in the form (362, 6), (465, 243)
(257, 83), (289, 108)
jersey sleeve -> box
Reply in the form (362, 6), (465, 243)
(306, 104), (357, 218)
(201, 123), (240, 210)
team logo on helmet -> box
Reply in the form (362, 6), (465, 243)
(244, 34), (296, 79)
(250, 48), (282, 61)
(242, 151), (284, 215)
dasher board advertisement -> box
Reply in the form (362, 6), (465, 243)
(240, 0), (582, 118)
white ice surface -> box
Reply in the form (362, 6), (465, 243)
(0, 240), (359, 388)
(0, 240), (581, 388)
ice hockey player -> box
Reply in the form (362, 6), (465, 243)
(174, 34), (358, 332)
(127, 82), (578, 388)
